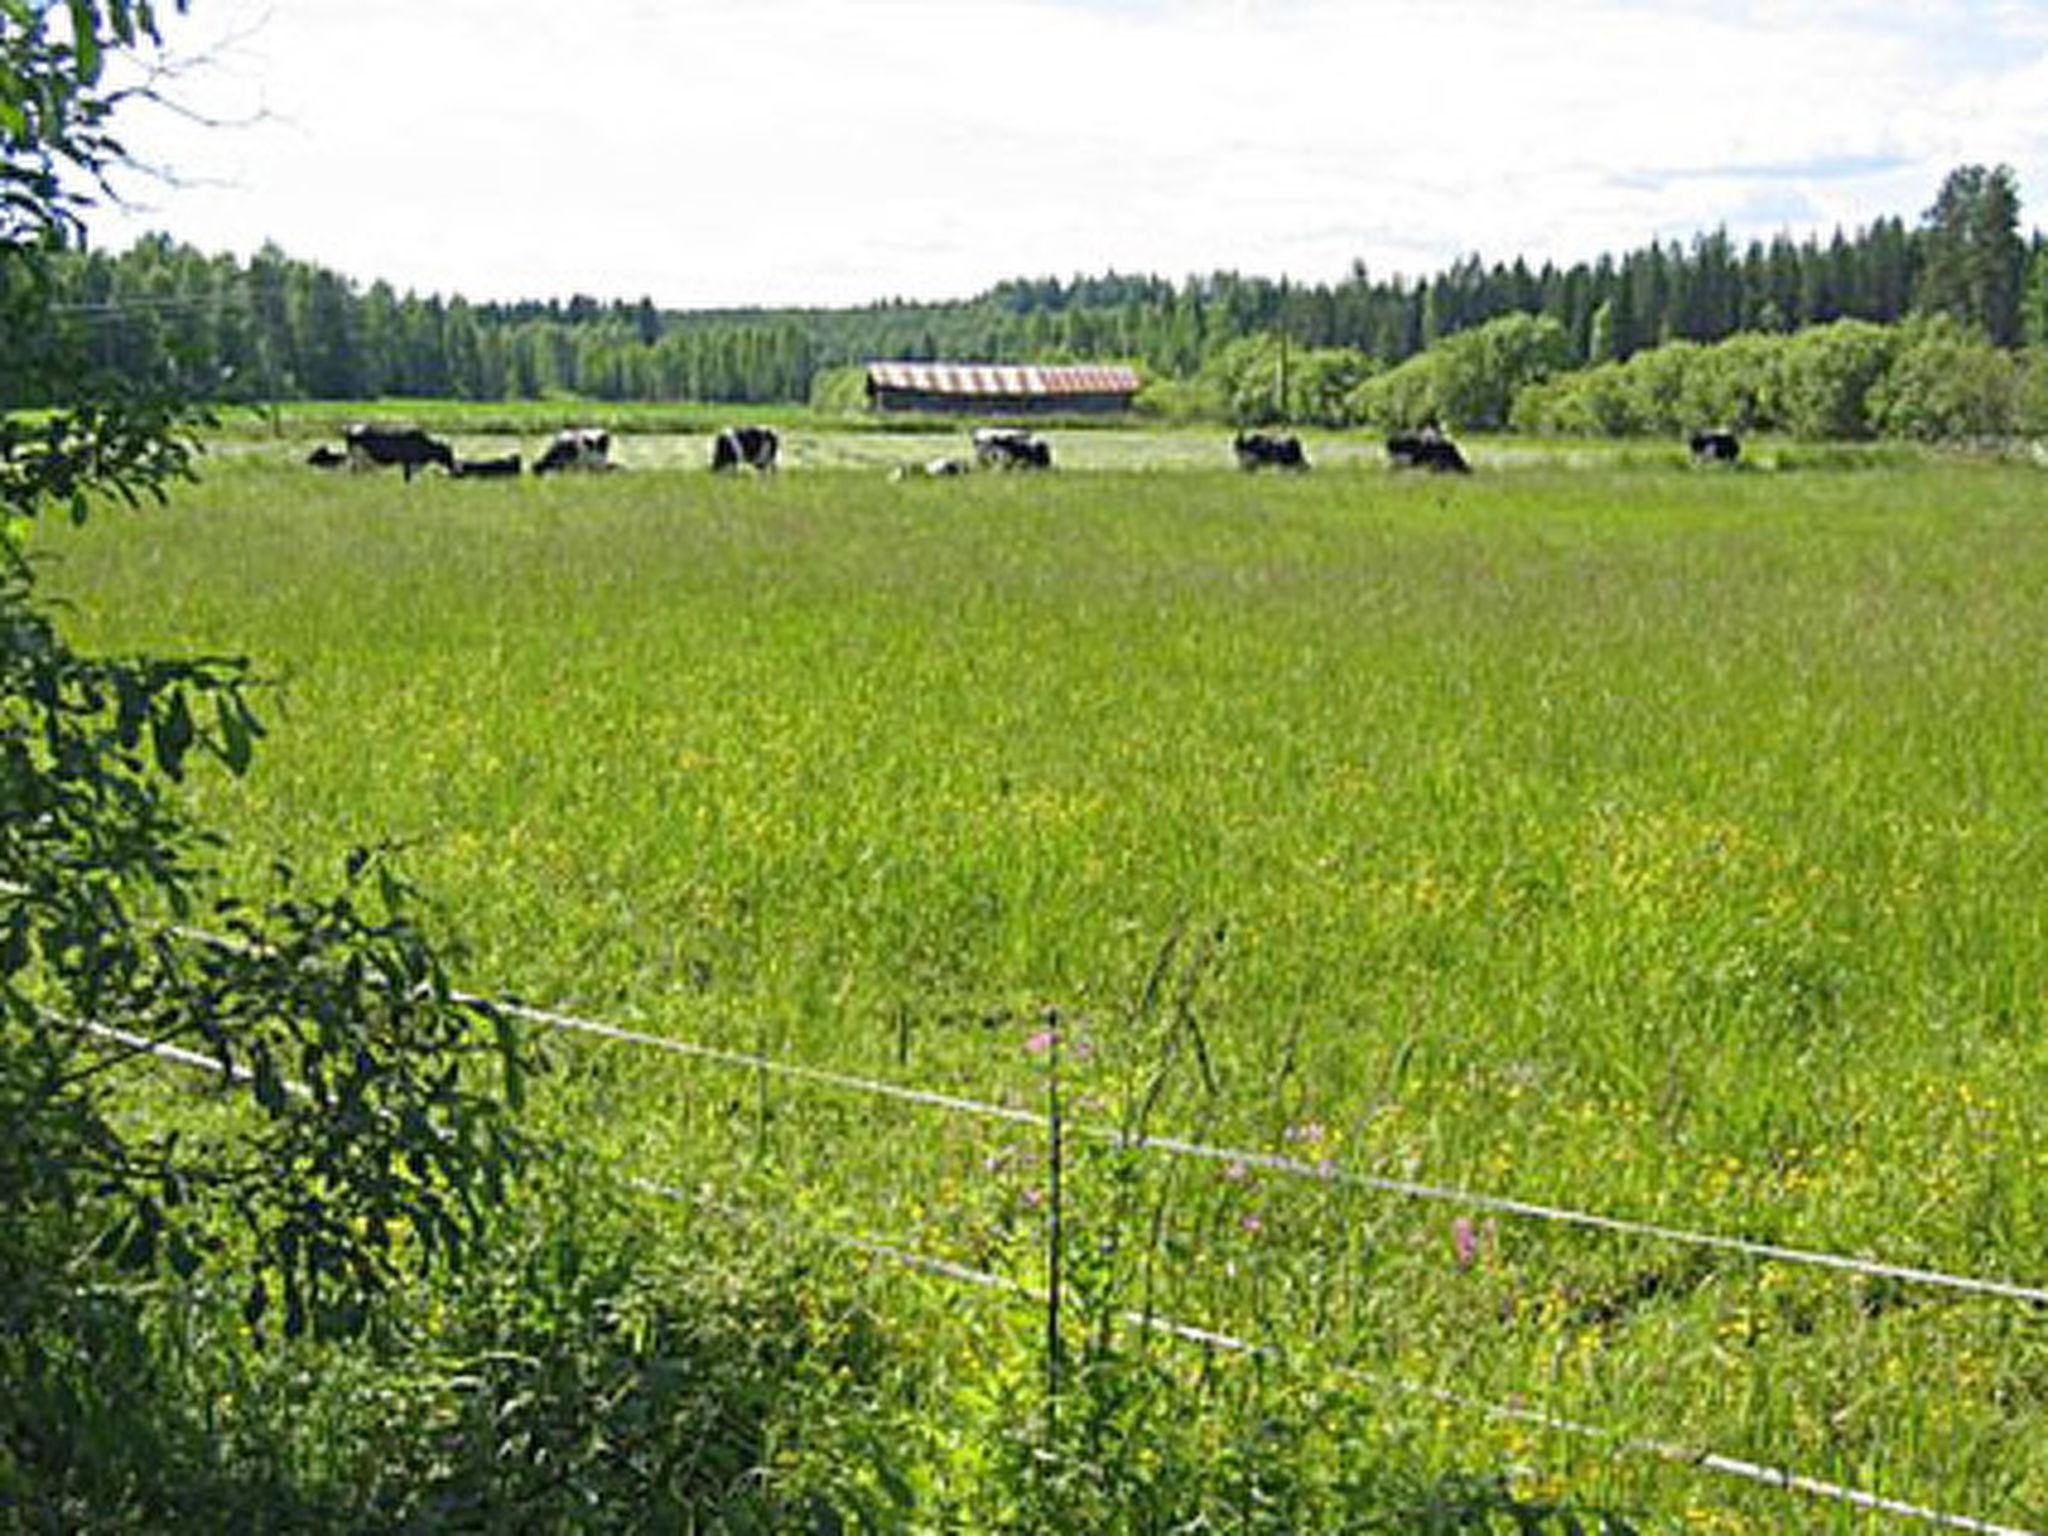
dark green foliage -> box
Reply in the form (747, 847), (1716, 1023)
(17, 168), (2030, 412)
(4, 0), (532, 1349)
(1511, 316), (2036, 442)
(0, 1162), (911, 1532)
(1914, 164), (2028, 346)
(4, 3), (539, 1520)
(2023, 237), (2048, 349)
(307, 1171), (908, 1534)
(1872, 314), (2022, 439)
(1352, 314), (1574, 431)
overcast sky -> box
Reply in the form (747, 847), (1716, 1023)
(90, 0), (2048, 311)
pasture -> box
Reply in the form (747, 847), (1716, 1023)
(41, 447), (2048, 1529)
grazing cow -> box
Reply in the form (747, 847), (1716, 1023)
(972, 426), (1052, 471)
(344, 424), (457, 481)
(1233, 431), (1309, 471)
(1385, 428), (1470, 474)
(1689, 429), (1741, 465)
(533, 428), (612, 475)
(710, 425), (779, 473)
(455, 453), (522, 479)
(306, 444), (347, 469)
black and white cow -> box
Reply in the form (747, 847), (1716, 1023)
(710, 425), (779, 473)
(1689, 429), (1741, 465)
(889, 456), (972, 481)
(972, 427), (1052, 471)
(1233, 431), (1309, 471)
(306, 444), (347, 469)
(533, 428), (612, 475)
(1385, 428), (1470, 474)
(344, 424), (457, 481)
(455, 453), (522, 479)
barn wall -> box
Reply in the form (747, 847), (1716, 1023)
(870, 387), (1134, 416)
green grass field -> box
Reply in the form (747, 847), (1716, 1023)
(40, 445), (2048, 1529)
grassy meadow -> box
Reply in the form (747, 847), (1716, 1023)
(39, 437), (2048, 1529)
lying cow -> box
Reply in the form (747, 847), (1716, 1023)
(456, 454), (522, 479)
(533, 428), (612, 475)
(344, 424), (456, 481)
(972, 427), (1052, 471)
(1386, 428), (1470, 474)
(1234, 431), (1308, 471)
(711, 425), (779, 473)
(1689, 429), (1741, 465)
(306, 444), (347, 469)
(889, 456), (972, 481)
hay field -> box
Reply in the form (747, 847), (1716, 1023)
(43, 451), (2048, 1527)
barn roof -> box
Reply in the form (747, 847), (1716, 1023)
(865, 362), (1141, 397)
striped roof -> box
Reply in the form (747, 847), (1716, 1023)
(866, 362), (1141, 397)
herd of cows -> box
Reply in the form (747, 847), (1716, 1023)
(313, 423), (773, 479)
(310, 421), (1745, 480)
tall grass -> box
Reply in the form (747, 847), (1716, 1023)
(42, 454), (2048, 1527)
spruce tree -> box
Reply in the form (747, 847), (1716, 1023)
(1915, 164), (2027, 346)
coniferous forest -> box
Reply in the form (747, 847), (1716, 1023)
(5, 164), (2046, 440)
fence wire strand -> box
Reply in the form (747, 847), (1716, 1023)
(493, 994), (2048, 1308)
(39, 971), (2048, 1534)
(59, 1013), (2048, 1536)
(626, 1175), (2041, 1536)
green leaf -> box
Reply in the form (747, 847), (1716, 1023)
(496, 1013), (526, 1111)
(150, 687), (194, 778)
(250, 1052), (287, 1115)
(113, 668), (146, 745)
(0, 914), (28, 976)
(68, 2), (103, 82)
(118, 1206), (159, 1268)
(216, 690), (253, 775)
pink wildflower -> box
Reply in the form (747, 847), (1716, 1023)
(1452, 1216), (1480, 1271)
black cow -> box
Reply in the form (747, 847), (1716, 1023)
(711, 425), (779, 473)
(1386, 429), (1470, 474)
(306, 444), (347, 469)
(344, 424), (456, 481)
(1689, 429), (1741, 465)
(533, 428), (612, 475)
(456, 453), (522, 479)
(1234, 431), (1308, 471)
(972, 427), (1051, 471)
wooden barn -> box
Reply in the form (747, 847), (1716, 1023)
(864, 362), (1141, 416)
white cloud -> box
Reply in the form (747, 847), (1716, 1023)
(91, 0), (2048, 307)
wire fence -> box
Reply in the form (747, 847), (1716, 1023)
(487, 993), (2048, 1308)
(60, 1003), (2048, 1536)
(631, 1173), (2041, 1536)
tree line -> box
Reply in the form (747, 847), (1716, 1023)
(1188, 310), (2048, 442)
(6, 165), (2044, 431)
(3, 238), (817, 406)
